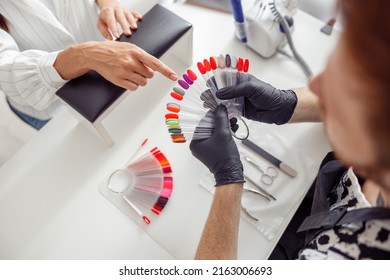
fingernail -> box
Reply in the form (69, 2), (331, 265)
(170, 74), (178, 81)
(115, 32), (120, 38)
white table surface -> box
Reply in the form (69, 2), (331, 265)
(0, 2), (338, 259)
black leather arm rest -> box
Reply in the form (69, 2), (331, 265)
(56, 4), (192, 123)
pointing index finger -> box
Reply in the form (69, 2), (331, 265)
(138, 49), (178, 81)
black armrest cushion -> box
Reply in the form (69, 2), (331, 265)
(56, 4), (192, 122)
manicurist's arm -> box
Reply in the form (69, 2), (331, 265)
(190, 104), (245, 259)
(195, 183), (243, 260)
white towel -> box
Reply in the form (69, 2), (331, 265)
(199, 120), (318, 241)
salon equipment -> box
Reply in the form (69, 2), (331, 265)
(165, 54), (251, 143)
(241, 185), (271, 222)
(320, 18), (336, 35)
(233, 0), (312, 79)
(230, 0), (247, 42)
(242, 138), (297, 177)
(105, 141), (173, 225)
(244, 174), (277, 201)
(244, 155), (278, 185)
(199, 119), (319, 241)
(241, 206), (259, 222)
(244, 185), (271, 201)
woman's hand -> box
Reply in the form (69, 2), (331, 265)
(96, 0), (142, 39)
(84, 41), (178, 90)
(55, 41), (178, 91)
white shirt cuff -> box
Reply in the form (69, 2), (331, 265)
(37, 51), (68, 90)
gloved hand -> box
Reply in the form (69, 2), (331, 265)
(190, 104), (244, 187)
(216, 75), (298, 125)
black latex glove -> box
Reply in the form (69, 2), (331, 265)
(216, 75), (298, 125)
(190, 104), (244, 187)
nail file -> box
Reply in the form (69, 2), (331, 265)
(241, 139), (297, 178)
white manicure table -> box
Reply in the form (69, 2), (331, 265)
(0, 1), (338, 259)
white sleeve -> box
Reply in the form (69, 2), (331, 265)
(0, 29), (68, 111)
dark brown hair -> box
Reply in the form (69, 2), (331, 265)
(338, 0), (390, 170)
(0, 14), (9, 32)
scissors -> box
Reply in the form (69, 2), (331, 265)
(244, 156), (278, 185)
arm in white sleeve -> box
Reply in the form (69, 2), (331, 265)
(0, 29), (67, 111)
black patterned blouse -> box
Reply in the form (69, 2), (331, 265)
(299, 168), (390, 259)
